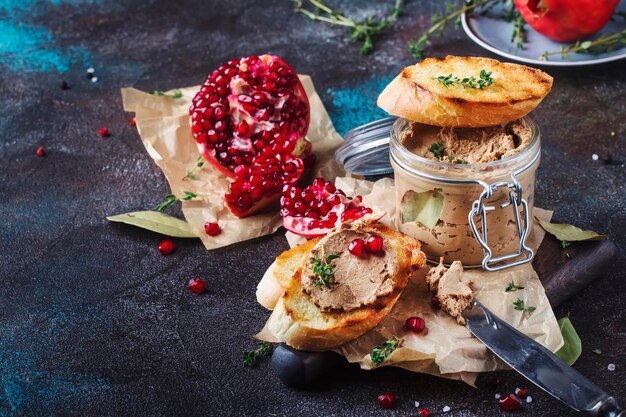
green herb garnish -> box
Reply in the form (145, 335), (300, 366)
(371, 336), (403, 366)
(243, 341), (273, 366)
(429, 142), (446, 160)
(513, 298), (536, 314)
(151, 89), (183, 99)
(592, 348), (602, 355)
(561, 240), (571, 249)
(311, 254), (340, 288)
(505, 280), (525, 292)
(183, 156), (205, 181)
(293, 0), (404, 55)
(540, 29), (626, 61)
(156, 191), (204, 213)
(436, 69), (494, 89)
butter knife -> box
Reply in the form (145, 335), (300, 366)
(463, 300), (624, 416)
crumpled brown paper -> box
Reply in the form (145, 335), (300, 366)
(121, 76), (346, 249)
(258, 177), (563, 386)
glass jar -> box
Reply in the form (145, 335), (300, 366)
(390, 117), (541, 271)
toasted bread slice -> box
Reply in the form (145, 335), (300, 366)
(259, 222), (426, 351)
(377, 56), (553, 127)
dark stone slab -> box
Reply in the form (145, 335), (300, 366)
(0, 0), (624, 416)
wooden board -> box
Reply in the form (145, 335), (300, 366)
(533, 236), (617, 308)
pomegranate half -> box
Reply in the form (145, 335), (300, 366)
(189, 55), (312, 217)
(281, 178), (385, 237)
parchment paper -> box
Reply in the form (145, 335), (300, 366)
(259, 177), (563, 386)
(121, 76), (346, 249)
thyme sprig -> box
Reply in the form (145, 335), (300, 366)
(151, 89), (183, 99)
(311, 254), (340, 288)
(156, 191), (207, 213)
(540, 29), (626, 60)
(182, 156), (205, 181)
(409, 0), (498, 59)
(371, 336), (403, 366)
(428, 142), (469, 164)
(243, 341), (273, 367)
(505, 280), (525, 292)
(435, 69), (494, 89)
(513, 298), (536, 314)
(293, 0), (404, 54)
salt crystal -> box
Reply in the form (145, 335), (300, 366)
(87, 67), (95, 73)
(526, 396), (533, 403)
(592, 154), (599, 161)
(495, 393), (501, 399)
(443, 405), (451, 412)
(608, 363), (616, 371)
(91, 77), (98, 83)
(414, 401), (420, 408)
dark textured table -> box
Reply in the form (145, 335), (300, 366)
(1, 1), (624, 416)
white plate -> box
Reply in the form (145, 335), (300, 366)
(462, 2), (626, 66)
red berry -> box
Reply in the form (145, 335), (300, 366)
(366, 235), (384, 253)
(188, 278), (206, 293)
(499, 394), (522, 411)
(377, 393), (396, 409)
(515, 388), (528, 398)
(158, 239), (175, 255)
(348, 239), (365, 257)
(99, 127), (109, 137)
(204, 222), (221, 236)
(405, 316), (426, 334)
(419, 410), (430, 417)
(36, 146), (45, 157)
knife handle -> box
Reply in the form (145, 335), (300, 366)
(595, 397), (624, 417)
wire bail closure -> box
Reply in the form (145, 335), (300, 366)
(468, 172), (534, 272)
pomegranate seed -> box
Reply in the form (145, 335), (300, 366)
(419, 410), (430, 417)
(366, 235), (384, 253)
(515, 388), (528, 398)
(237, 120), (249, 136)
(499, 394), (522, 411)
(377, 393), (396, 409)
(188, 278), (206, 293)
(36, 146), (45, 157)
(431, 296), (441, 309)
(128, 117), (136, 126)
(348, 239), (365, 257)
(405, 316), (426, 334)
(99, 127), (109, 137)
(158, 239), (175, 255)
(204, 222), (221, 236)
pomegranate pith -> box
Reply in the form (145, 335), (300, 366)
(348, 239), (365, 257)
(366, 235), (384, 253)
(204, 222), (221, 236)
(377, 393), (396, 409)
(158, 239), (175, 255)
(499, 394), (522, 411)
(189, 55), (312, 217)
(188, 278), (206, 293)
(405, 316), (426, 334)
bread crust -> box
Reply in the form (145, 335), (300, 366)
(262, 223), (426, 351)
(377, 56), (553, 127)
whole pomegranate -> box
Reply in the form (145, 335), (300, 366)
(189, 55), (312, 217)
(513, 0), (620, 42)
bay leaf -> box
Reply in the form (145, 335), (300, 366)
(401, 189), (444, 230)
(536, 218), (607, 242)
(107, 211), (199, 238)
(555, 317), (582, 365)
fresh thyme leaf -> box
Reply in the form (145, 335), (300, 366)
(513, 298), (536, 314)
(151, 89), (183, 99)
(435, 69), (494, 89)
(243, 341), (273, 367)
(152, 90), (165, 96)
(371, 336), (403, 366)
(429, 142), (446, 160)
(540, 29), (626, 60)
(311, 254), (339, 288)
(172, 89), (183, 99)
(156, 191), (204, 213)
(183, 156), (206, 181)
(505, 280), (525, 292)
(293, 0), (405, 55)
(435, 74), (460, 88)
(561, 240), (571, 249)
(592, 348), (602, 355)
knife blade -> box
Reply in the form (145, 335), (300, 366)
(463, 300), (624, 416)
